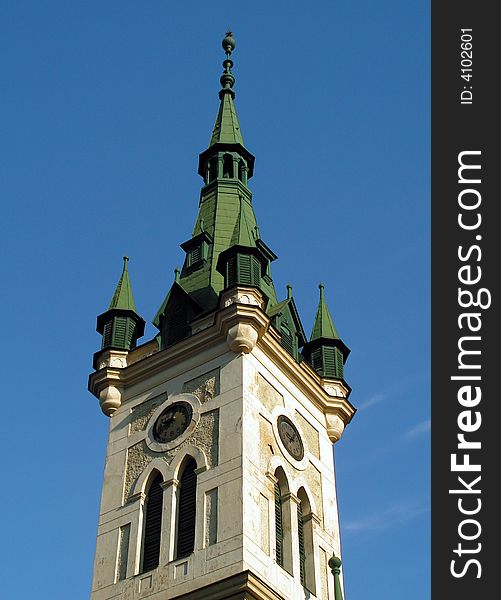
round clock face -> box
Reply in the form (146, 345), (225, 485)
(277, 415), (304, 461)
(153, 401), (193, 444)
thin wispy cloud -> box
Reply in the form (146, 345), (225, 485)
(358, 393), (386, 410)
(344, 500), (429, 534)
(404, 419), (431, 440)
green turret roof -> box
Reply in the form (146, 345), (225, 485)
(209, 91), (244, 147)
(310, 284), (341, 341)
(95, 256), (145, 355)
(108, 256), (137, 312)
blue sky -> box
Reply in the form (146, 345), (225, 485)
(0, 2), (429, 598)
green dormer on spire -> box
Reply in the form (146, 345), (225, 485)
(303, 284), (350, 379)
(96, 257), (145, 352)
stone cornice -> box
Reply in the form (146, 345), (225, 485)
(88, 291), (355, 437)
(171, 570), (285, 600)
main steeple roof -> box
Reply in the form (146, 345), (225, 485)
(154, 32), (277, 326)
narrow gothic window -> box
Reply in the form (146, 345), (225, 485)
(210, 159), (217, 182)
(222, 154), (233, 178)
(176, 458), (197, 558)
(142, 472), (163, 572)
(273, 468), (293, 573)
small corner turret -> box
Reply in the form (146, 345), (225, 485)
(303, 283), (350, 379)
(94, 256), (145, 367)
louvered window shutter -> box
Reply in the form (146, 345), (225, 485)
(334, 347), (344, 378)
(102, 320), (112, 348)
(142, 473), (163, 572)
(239, 254), (252, 284)
(280, 324), (294, 356)
(189, 245), (202, 265)
(176, 458), (197, 558)
(166, 307), (187, 346)
(251, 256), (261, 285)
(311, 347), (323, 372)
(297, 502), (306, 586)
(274, 482), (284, 567)
(226, 256), (237, 288)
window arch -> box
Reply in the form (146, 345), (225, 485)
(141, 471), (164, 573)
(175, 457), (197, 559)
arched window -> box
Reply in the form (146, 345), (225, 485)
(175, 457), (197, 558)
(141, 472), (163, 572)
(209, 158), (217, 183)
(297, 487), (316, 593)
(222, 154), (233, 178)
(273, 468), (293, 574)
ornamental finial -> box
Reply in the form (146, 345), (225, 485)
(222, 31), (236, 56)
(219, 31), (236, 98)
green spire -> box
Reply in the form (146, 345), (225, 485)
(208, 31), (244, 147)
(302, 284), (349, 379)
(154, 33), (279, 348)
(96, 257), (145, 353)
(108, 256), (137, 312)
(311, 283), (340, 342)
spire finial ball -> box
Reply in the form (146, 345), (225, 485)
(222, 31), (236, 54)
(328, 555), (342, 571)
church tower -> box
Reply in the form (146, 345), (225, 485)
(88, 33), (355, 600)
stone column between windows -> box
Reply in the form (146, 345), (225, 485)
(283, 492), (301, 585)
(127, 491), (147, 575)
(265, 472), (279, 564)
(160, 478), (180, 564)
(305, 510), (322, 596)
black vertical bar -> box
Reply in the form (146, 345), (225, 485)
(432, 3), (498, 598)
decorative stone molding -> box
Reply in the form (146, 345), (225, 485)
(282, 492), (300, 506)
(322, 379), (349, 399)
(226, 322), (259, 353)
(325, 413), (345, 443)
(160, 478), (179, 490)
(97, 349), (128, 370)
(99, 385), (122, 416)
(127, 491), (146, 505)
(88, 284), (355, 439)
